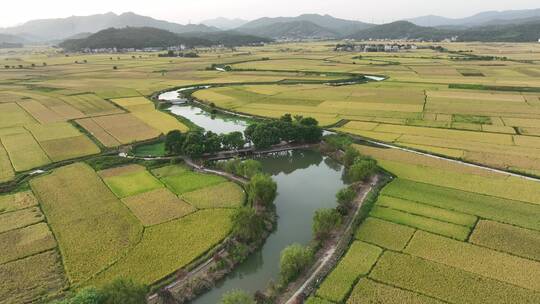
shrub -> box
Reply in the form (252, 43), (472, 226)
(247, 174), (277, 207)
(313, 209), (342, 239)
(342, 146), (360, 167)
(101, 278), (148, 304)
(279, 244), (314, 284)
(347, 158), (377, 183)
(336, 187), (356, 210)
(230, 207), (265, 241)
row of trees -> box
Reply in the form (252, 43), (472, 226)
(165, 130), (245, 158)
(245, 114), (323, 150)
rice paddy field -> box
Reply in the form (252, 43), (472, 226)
(2, 42), (540, 303)
(308, 142), (540, 304)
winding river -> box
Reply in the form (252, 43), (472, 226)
(158, 90), (347, 303)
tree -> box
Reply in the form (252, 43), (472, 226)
(299, 125), (323, 143)
(220, 289), (254, 304)
(243, 123), (258, 144)
(203, 131), (222, 154)
(222, 131), (245, 151)
(279, 244), (313, 284)
(347, 158), (377, 183)
(247, 174), (277, 207)
(238, 159), (262, 178)
(164, 130), (184, 154)
(312, 208), (342, 239)
(280, 113), (293, 123)
(101, 279), (147, 304)
(342, 146), (360, 167)
(230, 207), (265, 241)
(251, 123), (280, 149)
(299, 117), (319, 126)
(182, 131), (205, 158)
(336, 187), (356, 210)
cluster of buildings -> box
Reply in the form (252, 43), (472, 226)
(335, 43), (418, 52)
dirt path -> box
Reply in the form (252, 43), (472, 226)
(281, 175), (379, 304)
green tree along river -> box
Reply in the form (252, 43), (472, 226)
(160, 89), (348, 303)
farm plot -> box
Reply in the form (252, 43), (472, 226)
(0, 142), (14, 182)
(0, 103), (36, 128)
(0, 207), (44, 233)
(0, 131), (51, 171)
(347, 278), (445, 304)
(99, 164), (163, 198)
(355, 217), (415, 251)
(122, 188), (196, 226)
(154, 165), (227, 195)
(369, 251), (540, 304)
(181, 181), (244, 209)
(0, 223), (56, 264)
(111, 96), (189, 133)
(404, 231), (540, 291)
(59, 93), (123, 116)
(470, 220), (540, 261)
(0, 191), (38, 213)
(17, 99), (64, 124)
(316, 241), (382, 303)
(0, 251), (66, 304)
(30, 163), (143, 284)
(89, 209), (234, 285)
(79, 113), (161, 145)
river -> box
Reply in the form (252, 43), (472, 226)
(159, 89), (347, 303)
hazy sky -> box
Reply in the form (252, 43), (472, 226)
(1, 0), (538, 27)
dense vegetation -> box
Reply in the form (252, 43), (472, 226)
(59, 27), (271, 51)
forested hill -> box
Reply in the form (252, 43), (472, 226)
(59, 27), (272, 50)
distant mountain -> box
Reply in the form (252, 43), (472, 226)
(238, 20), (339, 40)
(0, 33), (27, 44)
(457, 21), (540, 42)
(348, 20), (540, 42)
(0, 12), (217, 42)
(348, 21), (451, 41)
(408, 8), (540, 27)
(237, 14), (373, 39)
(59, 27), (271, 51)
(201, 17), (249, 30)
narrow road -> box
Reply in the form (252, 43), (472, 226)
(283, 175), (379, 304)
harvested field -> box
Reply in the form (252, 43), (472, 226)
(0, 223), (56, 264)
(0, 207), (44, 233)
(90, 113), (160, 144)
(122, 188), (196, 226)
(0, 251), (66, 304)
(0, 191), (38, 214)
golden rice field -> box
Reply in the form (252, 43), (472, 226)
(309, 142), (540, 303)
(2, 42), (540, 303)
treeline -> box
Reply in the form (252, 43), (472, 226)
(59, 27), (272, 51)
(164, 114), (323, 158)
